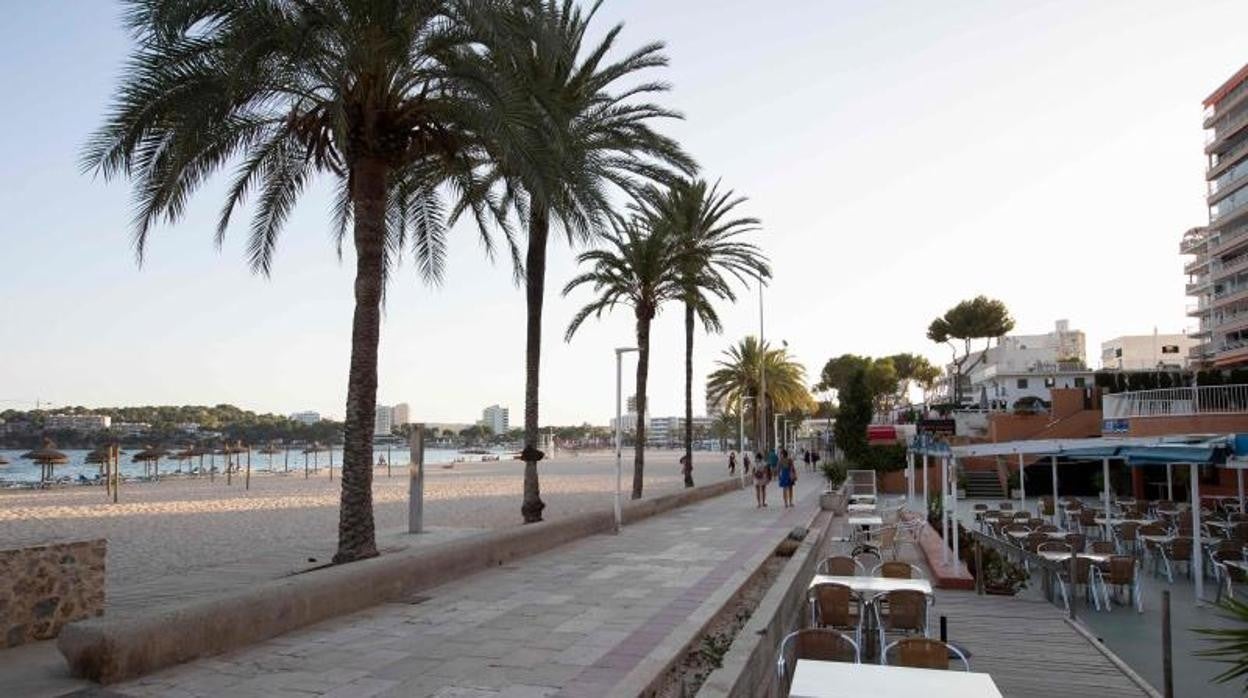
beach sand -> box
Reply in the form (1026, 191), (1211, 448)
(0, 449), (734, 602)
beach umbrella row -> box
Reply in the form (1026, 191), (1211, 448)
(21, 439), (68, 486)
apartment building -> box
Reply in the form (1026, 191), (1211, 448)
(1185, 64), (1248, 368)
(1100, 333), (1196, 370)
(44, 413), (111, 431)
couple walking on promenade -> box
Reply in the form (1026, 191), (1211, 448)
(742, 447), (797, 509)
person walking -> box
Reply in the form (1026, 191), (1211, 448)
(753, 454), (770, 507)
(728, 450), (737, 476)
(803, 449), (812, 472)
(767, 447), (779, 480)
(743, 451), (752, 476)
(779, 448), (797, 507)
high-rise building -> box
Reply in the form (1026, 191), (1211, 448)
(480, 404), (509, 435)
(374, 404), (394, 437)
(290, 411), (321, 425)
(392, 403), (410, 426)
(1185, 64), (1248, 368)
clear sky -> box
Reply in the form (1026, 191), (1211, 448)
(1, 0), (1245, 424)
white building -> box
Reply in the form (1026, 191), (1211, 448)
(44, 414), (111, 431)
(646, 416), (714, 447)
(290, 411), (321, 425)
(1100, 334), (1197, 370)
(392, 403), (410, 426)
(480, 405), (509, 435)
(943, 319), (1090, 409)
(374, 405), (394, 437)
(110, 422), (151, 437)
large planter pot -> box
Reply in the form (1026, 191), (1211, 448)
(820, 491), (847, 514)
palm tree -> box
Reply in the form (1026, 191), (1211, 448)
(635, 179), (768, 487)
(563, 220), (693, 498)
(85, 0), (522, 563)
(706, 337), (814, 449)
(472, 0), (694, 522)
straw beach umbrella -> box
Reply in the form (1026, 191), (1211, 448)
(259, 443), (281, 472)
(132, 445), (169, 480)
(172, 445), (197, 474)
(24, 439), (68, 486)
(0, 455), (10, 466)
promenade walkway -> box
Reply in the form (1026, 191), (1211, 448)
(111, 475), (820, 697)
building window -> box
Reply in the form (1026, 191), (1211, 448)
(1016, 379), (1029, 389)
(1074, 377), (1086, 387)
(1044, 378), (1056, 388)
(1162, 345), (1179, 354)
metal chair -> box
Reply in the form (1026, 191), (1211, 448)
(873, 589), (930, 658)
(1096, 555), (1143, 612)
(816, 555), (864, 576)
(1058, 556), (1103, 612)
(872, 561), (926, 580)
(808, 581), (865, 647)
(1114, 522), (1141, 557)
(776, 628), (860, 689)
(1213, 550), (1247, 603)
(1160, 537), (1193, 583)
(883, 637), (969, 671)
(1089, 541), (1116, 555)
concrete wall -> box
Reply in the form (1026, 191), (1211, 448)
(1, 540), (105, 648)
(59, 479), (743, 684)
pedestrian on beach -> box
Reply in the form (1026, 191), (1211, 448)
(767, 447), (779, 481)
(803, 449), (811, 472)
(811, 449), (820, 473)
(778, 448), (797, 507)
(743, 451), (752, 476)
(753, 453), (770, 507)
(728, 450), (737, 475)
(680, 454), (691, 483)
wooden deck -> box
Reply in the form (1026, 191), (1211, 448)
(935, 591), (1157, 698)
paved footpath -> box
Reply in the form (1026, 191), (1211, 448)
(114, 476), (820, 697)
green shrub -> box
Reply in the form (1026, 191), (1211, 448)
(821, 460), (848, 489)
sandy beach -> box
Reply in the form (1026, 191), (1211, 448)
(0, 449), (736, 599)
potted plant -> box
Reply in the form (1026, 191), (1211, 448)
(819, 461), (848, 513)
(959, 524), (1027, 595)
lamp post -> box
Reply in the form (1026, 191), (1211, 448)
(615, 347), (639, 534)
(758, 279), (767, 453)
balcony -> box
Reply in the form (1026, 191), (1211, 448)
(1211, 284), (1248, 310)
(1181, 230), (1209, 254)
(1187, 299), (1212, 317)
(1209, 166), (1248, 206)
(1206, 108), (1248, 155)
(1209, 137), (1248, 181)
(1186, 277), (1211, 295)
(1102, 384), (1248, 419)
(1215, 342), (1248, 367)
(1186, 256), (1211, 275)
(1210, 222), (1248, 256)
(1206, 80), (1248, 128)
(1212, 254), (1248, 283)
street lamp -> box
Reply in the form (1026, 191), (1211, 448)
(615, 346), (639, 533)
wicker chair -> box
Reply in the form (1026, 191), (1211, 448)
(1096, 555), (1143, 612)
(1058, 556), (1103, 612)
(1114, 522), (1141, 557)
(775, 628), (859, 689)
(873, 589), (930, 658)
(884, 637), (969, 671)
(873, 561), (926, 580)
(1159, 537), (1193, 583)
(1213, 550), (1248, 603)
(1089, 541), (1116, 554)
(1063, 533), (1086, 553)
(999, 501), (1014, 511)
(816, 555), (864, 576)
(808, 582), (864, 647)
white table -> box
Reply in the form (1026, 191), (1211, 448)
(1037, 551), (1114, 565)
(848, 503), (877, 513)
(1094, 517), (1158, 526)
(809, 574), (932, 596)
(848, 515), (884, 528)
(788, 659), (1003, 698)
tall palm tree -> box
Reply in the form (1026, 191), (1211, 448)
(563, 221), (697, 498)
(706, 337), (814, 449)
(85, 0), (521, 563)
(471, 0), (694, 522)
(635, 179), (768, 487)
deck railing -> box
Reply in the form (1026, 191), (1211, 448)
(1102, 384), (1248, 419)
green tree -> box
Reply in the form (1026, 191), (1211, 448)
(889, 352), (941, 404)
(833, 370), (872, 463)
(635, 178), (768, 487)
(927, 296), (1015, 408)
(706, 337), (814, 450)
(86, 1), (521, 562)
(475, 0), (694, 522)
(563, 220), (685, 498)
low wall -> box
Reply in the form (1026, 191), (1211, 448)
(59, 478), (743, 684)
(1, 540), (106, 648)
(913, 518), (975, 590)
(697, 513), (834, 698)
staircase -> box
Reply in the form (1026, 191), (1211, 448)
(964, 470), (1005, 499)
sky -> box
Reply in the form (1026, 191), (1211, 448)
(0, 0), (1244, 425)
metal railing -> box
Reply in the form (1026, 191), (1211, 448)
(1102, 384), (1248, 419)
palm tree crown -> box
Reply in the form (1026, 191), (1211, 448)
(635, 178), (769, 485)
(85, 0), (526, 562)
(706, 336), (814, 448)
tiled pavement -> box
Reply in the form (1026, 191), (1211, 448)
(114, 476), (821, 697)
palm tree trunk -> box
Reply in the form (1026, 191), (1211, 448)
(632, 311), (652, 499)
(683, 302), (694, 488)
(333, 156), (386, 564)
(521, 207), (549, 523)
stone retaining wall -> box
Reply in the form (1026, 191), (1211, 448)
(1, 540), (105, 648)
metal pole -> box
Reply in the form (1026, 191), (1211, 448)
(907, 451), (915, 510)
(1167, 463), (1173, 501)
(758, 280), (766, 452)
(922, 454), (929, 513)
(942, 456), (950, 565)
(1162, 589), (1174, 698)
(1051, 454), (1058, 503)
(409, 424), (425, 534)
(1238, 468), (1244, 514)
(1018, 452), (1026, 513)
(615, 349), (624, 534)
(1192, 463), (1205, 602)
(951, 457), (960, 564)
(737, 400), (744, 453)
(974, 540), (984, 595)
(112, 444), (119, 504)
(1102, 457), (1112, 539)
(245, 446), (251, 490)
